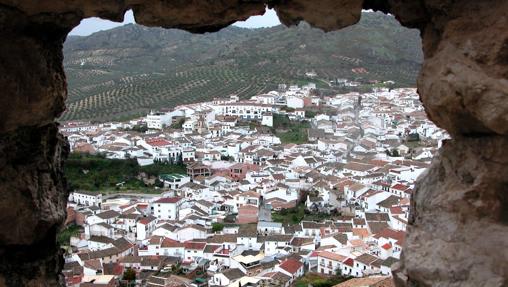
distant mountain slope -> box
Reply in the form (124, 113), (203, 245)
(62, 12), (422, 122)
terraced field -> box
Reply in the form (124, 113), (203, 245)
(62, 12), (422, 122)
(63, 67), (283, 121)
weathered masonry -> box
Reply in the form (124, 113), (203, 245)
(0, 0), (507, 286)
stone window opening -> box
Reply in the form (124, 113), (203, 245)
(0, 1), (507, 287)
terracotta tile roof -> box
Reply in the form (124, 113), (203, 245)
(344, 162), (376, 172)
(154, 197), (183, 204)
(290, 237), (314, 247)
(391, 183), (410, 191)
(222, 268), (245, 281)
(96, 210), (120, 220)
(382, 243), (392, 250)
(355, 253), (379, 265)
(138, 215), (157, 225)
(389, 206), (404, 215)
(352, 228), (370, 238)
(373, 228), (406, 245)
(367, 221), (390, 234)
(318, 251), (347, 262)
(161, 238), (184, 248)
(343, 258), (354, 267)
(146, 138), (172, 147)
(333, 276), (394, 287)
(183, 241), (206, 250)
(365, 212), (390, 222)
(279, 258), (303, 274)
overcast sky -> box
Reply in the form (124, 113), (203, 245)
(69, 8), (281, 36)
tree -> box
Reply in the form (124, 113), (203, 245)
(305, 110), (317, 118)
(122, 268), (136, 281)
(154, 178), (164, 188)
(385, 149), (400, 157)
(212, 222), (224, 233)
(171, 263), (184, 275)
(221, 155), (233, 161)
(391, 149), (400, 157)
(170, 118), (185, 129)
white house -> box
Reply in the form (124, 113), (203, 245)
(175, 225), (208, 242)
(261, 113), (273, 127)
(350, 253), (381, 277)
(70, 191), (102, 207)
(136, 216), (157, 241)
(263, 234), (292, 256)
(151, 197), (183, 220)
(286, 96), (305, 109)
(213, 101), (275, 121)
(276, 258), (304, 283)
(159, 173), (190, 189)
(257, 221), (284, 235)
(317, 251), (347, 275)
(146, 111), (172, 130)
(209, 268), (245, 286)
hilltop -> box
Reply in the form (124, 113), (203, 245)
(62, 12), (422, 122)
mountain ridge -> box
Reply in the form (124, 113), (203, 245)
(62, 12), (422, 122)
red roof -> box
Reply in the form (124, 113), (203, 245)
(154, 197), (182, 204)
(161, 238), (184, 248)
(66, 275), (83, 286)
(343, 258), (354, 267)
(391, 183), (409, 191)
(390, 206), (404, 214)
(318, 251), (347, 262)
(146, 138), (172, 147)
(373, 180), (391, 187)
(279, 258), (303, 274)
(374, 228), (406, 245)
(382, 243), (392, 250)
(138, 217), (156, 225)
(184, 241), (206, 250)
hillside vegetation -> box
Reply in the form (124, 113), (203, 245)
(62, 12), (422, 122)
(65, 153), (186, 193)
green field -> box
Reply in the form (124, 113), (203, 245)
(64, 153), (186, 193)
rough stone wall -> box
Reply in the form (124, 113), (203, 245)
(394, 136), (508, 287)
(0, 5), (72, 286)
(0, 0), (506, 286)
(390, 0), (508, 286)
(0, 124), (69, 286)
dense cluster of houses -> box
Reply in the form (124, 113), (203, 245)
(61, 86), (446, 287)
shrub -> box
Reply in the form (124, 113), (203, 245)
(212, 223), (224, 232)
(122, 268), (136, 281)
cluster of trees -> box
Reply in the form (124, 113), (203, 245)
(271, 114), (310, 144)
(65, 153), (186, 192)
(125, 124), (148, 133)
(385, 149), (400, 157)
(57, 224), (81, 246)
(170, 118), (185, 129)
